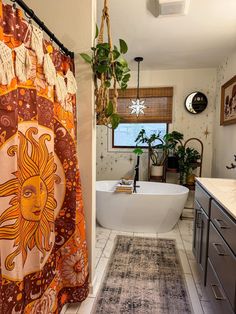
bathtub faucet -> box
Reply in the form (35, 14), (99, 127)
(133, 156), (140, 193)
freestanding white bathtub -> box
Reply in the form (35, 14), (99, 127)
(96, 181), (189, 233)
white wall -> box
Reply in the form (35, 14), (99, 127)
(97, 68), (216, 181)
(212, 52), (236, 178)
(75, 0), (96, 289)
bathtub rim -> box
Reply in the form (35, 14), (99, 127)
(96, 180), (189, 196)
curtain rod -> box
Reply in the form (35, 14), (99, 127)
(12, 0), (74, 59)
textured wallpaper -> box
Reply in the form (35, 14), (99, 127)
(96, 68), (217, 181)
(212, 52), (236, 178)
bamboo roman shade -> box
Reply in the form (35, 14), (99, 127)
(110, 87), (173, 123)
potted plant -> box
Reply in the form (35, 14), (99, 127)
(161, 131), (184, 171)
(176, 146), (201, 185)
(134, 129), (166, 177)
(80, 1), (130, 129)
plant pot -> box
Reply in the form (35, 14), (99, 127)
(167, 156), (179, 171)
(186, 173), (196, 185)
(151, 165), (163, 177)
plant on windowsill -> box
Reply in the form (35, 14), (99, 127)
(80, 0), (130, 129)
(134, 129), (166, 177)
(176, 146), (201, 185)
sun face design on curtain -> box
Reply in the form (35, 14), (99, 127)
(0, 127), (59, 271)
(0, 2), (89, 313)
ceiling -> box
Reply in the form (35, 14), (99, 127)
(18, 0), (236, 70)
(97, 0), (236, 70)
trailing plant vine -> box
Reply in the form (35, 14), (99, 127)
(80, 0), (130, 129)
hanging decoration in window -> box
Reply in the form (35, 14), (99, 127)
(129, 57), (146, 117)
(80, 0), (130, 129)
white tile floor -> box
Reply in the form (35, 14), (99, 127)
(64, 217), (214, 314)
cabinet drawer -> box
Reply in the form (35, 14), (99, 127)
(208, 223), (236, 310)
(195, 184), (211, 215)
(206, 259), (234, 314)
(211, 200), (236, 255)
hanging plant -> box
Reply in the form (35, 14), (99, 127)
(80, 0), (130, 129)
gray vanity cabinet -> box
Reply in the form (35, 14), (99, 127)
(193, 185), (210, 284)
(193, 182), (236, 314)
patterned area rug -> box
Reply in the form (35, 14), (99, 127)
(92, 236), (192, 314)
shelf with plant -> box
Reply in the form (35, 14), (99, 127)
(176, 146), (201, 185)
(80, 0), (130, 129)
(159, 131), (184, 171)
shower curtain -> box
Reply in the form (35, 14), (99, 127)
(0, 2), (89, 313)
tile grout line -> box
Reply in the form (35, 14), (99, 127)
(177, 222), (205, 314)
(95, 228), (112, 268)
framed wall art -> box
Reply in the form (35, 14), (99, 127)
(221, 75), (236, 125)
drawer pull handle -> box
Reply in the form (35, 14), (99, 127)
(214, 218), (230, 230)
(211, 284), (225, 301)
(212, 243), (228, 256)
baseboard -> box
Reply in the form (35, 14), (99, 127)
(89, 274), (97, 295)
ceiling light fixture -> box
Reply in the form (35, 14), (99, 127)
(129, 57), (146, 117)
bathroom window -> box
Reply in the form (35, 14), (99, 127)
(110, 87), (173, 148)
(113, 123), (168, 148)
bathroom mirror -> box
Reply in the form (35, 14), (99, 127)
(185, 92), (208, 114)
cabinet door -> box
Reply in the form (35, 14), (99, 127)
(193, 201), (201, 260)
(198, 209), (209, 284)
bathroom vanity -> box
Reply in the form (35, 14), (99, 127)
(193, 178), (236, 314)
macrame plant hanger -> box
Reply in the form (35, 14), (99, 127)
(96, 0), (118, 126)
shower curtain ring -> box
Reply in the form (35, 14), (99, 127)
(10, 0), (16, 9)
(25, 10), (34, 24)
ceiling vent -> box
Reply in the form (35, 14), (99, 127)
(158, 0), (190, 16)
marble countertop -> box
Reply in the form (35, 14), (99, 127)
(196, 177), (236, 220)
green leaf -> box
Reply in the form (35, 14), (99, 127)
(97, 48), (109, 58)
(112, 49), (120, 60)
(117, 56), (128, 67)
(104, 80), (111, 88)
(123, 73), (130, 82)
(105, 101), (114, 117)
(121, 82), (127, 90)
(110, 113), (121, 129)
(97, 43), (110, 50)
(95, 24), (99, 39)
(123, 67), (130, 73)
(97, 64), (108, 73)
(119, 39), (128, 54)
(133, 148), (143, 155)
(80, 53), (92, 64)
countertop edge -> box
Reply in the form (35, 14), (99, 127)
(196, 177), (236, 221)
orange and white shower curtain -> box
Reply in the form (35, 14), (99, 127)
(0, 2), (89, 313)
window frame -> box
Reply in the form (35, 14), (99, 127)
(112, 122), (169, 149)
